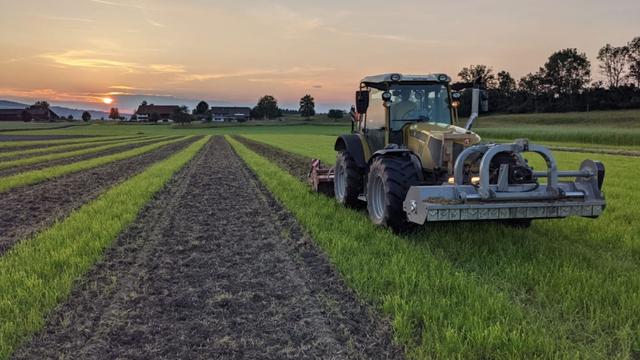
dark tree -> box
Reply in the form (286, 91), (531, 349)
(497, 70), (516, 94)
(598, 44), (629, 88)
(81, 111), (91, 122)
(150, 112), (160, 123)
(67, 115), (74, 121)
(252, 95), (282, 119)
(21, 109), (32, 122)
(541, 48), (591, 96)
(34, 101), (50, 110)
(327, 109), (344, 121)
(173, 106), (192, 125)
(195, 101), (209, 115)
(299, 94), (315, 119)
(627, 37), (640, 87)
(141, 100), (148, 106)
(109, 107), (120, 120)
(458, 65), (497, 88)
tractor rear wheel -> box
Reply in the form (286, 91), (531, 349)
(366, 155), (420, 232)
(334, 151), (362, 207)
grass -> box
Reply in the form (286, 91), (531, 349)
(477, 109), (640, 128)
(228, 135), (640, 358)
(0, 135), (171, 169)
(0, 136), (209, 359)
(0, 135), (138, 149)
(473, 109), (640, 147)
(0, 136), (191, 192)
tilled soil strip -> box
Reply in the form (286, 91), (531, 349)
(0, 136), (157, 161)
(0, 134), (97, 141)
(0, 137), (177, 178)
(14, 137), (402, 359)
(233, 135), (312, 181)
(0, 137), (200, 256)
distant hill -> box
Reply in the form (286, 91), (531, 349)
(0, 100), (120, 120)
(0, 100), (28, 109)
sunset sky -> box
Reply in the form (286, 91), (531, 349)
(1, 0), (639, 112)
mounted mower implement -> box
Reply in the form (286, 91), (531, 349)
(309, 73), (606, 231)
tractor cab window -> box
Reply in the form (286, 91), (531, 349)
(389, 84), (451, 131)
(366, 88), (386, 129)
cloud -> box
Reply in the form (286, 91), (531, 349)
(180, 66), (334, 82)
(149, 64), (185, 73)
(39, 50), (185, 74)
(247, 4), (323, 38)
(36, 15), (95, 23)
(146, 19), (165, 28)
(88, 0), (146, 9)
(0, 87), (104, 103)
(326, 27), (437, 45)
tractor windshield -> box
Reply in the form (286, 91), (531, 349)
(389, 83), (451, 130)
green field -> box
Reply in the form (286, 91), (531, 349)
(228, 126), (639, 358)
(0, 109), (638, 358)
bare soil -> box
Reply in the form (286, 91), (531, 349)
(0, 137), (199, 255)
(233, 135), (312, 181)
(13, 137), (402, 359)
(0, 138), (172, 178)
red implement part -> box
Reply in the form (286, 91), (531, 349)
(308, 159), (335, 196)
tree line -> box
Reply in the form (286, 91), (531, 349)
(456, 36), (640, 114)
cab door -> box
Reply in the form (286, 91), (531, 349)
(363, 88), (387, 152)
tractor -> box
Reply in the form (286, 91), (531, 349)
(309, 73), (606, 231)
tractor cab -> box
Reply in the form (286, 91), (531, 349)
(353, 73), (482, 179)
(355, 74), (455, 151)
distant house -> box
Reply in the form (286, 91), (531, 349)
(135, 105), (181, 122)
(209, 107), (251, 122)
(0, 105), (60, 122)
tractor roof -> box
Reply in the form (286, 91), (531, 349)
(361, 73), (450, 87)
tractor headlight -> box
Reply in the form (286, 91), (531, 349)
(390, 73), (402, 82)
(438, 74), (449, 82)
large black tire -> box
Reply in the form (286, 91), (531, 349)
(334, 151), (363, 207)
(366, 154), (420, 232)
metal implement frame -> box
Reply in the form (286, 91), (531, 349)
(404, 139), (606, 224)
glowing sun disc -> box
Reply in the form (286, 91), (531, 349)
(102, 97), (113, 105)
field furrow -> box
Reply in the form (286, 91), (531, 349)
(0, 136), (201, 256)
(0, 135), (131, 149)
(0, 136), (175, 177)
(0, 136), (210, 359)
(0, 135), (152, 160)
(0, 136), (191, 192)
(12, 136), (401, 360)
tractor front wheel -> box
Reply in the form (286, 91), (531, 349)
(366, 155), (420, 232)
(335, 151), (363, 207)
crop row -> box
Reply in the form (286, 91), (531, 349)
(0, 136), (192, 192)
(0, 135), (141, 149)
(0, 136), (210, 358)
(0, 135), (172, 170)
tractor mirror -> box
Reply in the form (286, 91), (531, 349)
(355, 90), (369, 113)
(356, 90), (369, 114)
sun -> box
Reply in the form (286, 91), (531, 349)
(102, 97), (113, 105)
